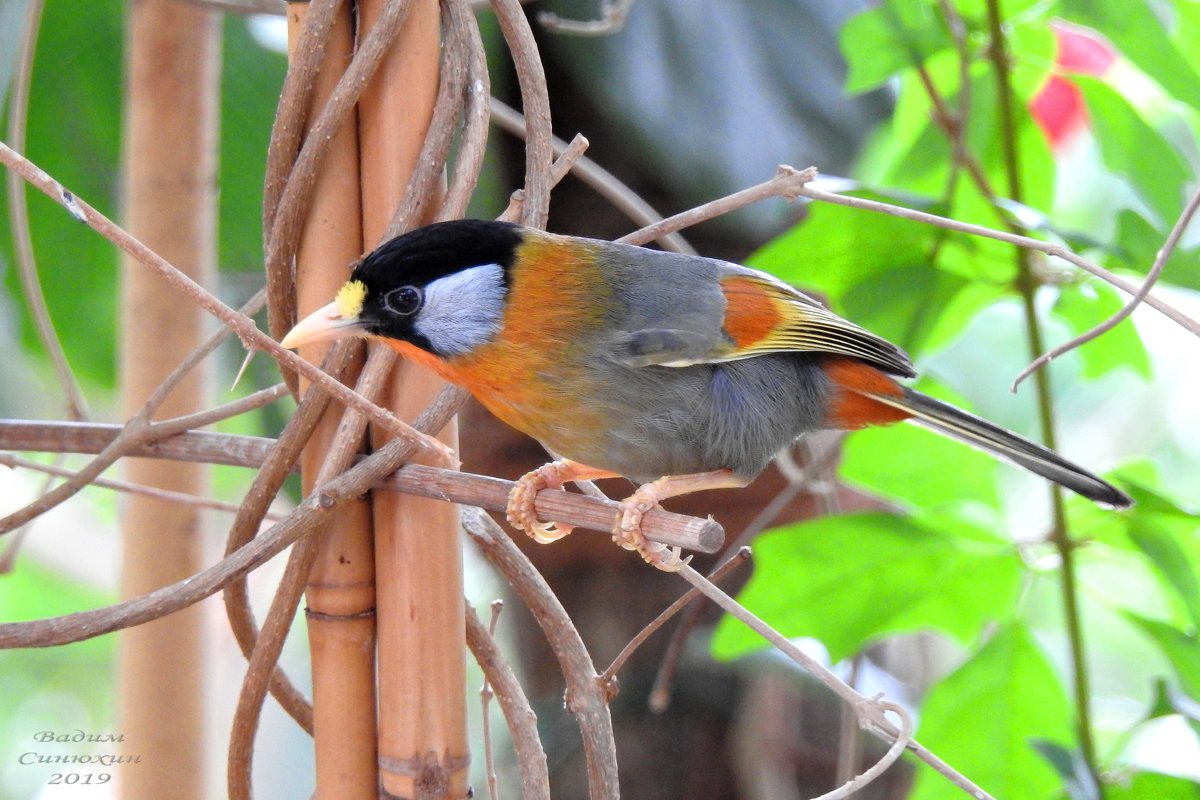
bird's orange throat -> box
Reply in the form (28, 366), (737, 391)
(374, 234), (609, 443)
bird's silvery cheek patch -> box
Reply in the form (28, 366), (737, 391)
(415, 263), (506, 357)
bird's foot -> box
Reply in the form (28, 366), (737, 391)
(506, 460), (580, 543)
(614, 480), (691, 572)
(508, 458), (619, 543)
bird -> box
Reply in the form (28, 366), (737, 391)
(280, 219), (1132, 569)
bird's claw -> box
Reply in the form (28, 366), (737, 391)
(614, 485), (691, 572)
(506, 461), (575, 544)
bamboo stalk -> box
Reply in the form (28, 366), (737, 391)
(117, 0), (219, 796)
(284, 1), (381, 797)
(355, 0), (470, 797)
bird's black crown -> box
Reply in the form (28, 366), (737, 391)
(352, 219), (523, 289)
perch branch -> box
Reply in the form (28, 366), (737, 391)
(0, 420), (723, 553)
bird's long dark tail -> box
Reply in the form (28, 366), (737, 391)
(866, 387), (1132, 509)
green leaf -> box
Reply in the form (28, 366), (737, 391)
(1051, 282), (1152, 380)
(840, 1), (953, 94)
(838, 384), (1002, 509)
(748, 192), (1008, 358)
(711, 511), (1022, 663)
(1110, 209), (1200, 291)
(748, 192), (937, 299)
(1031, 740), (1100, 800)
(1077, 78), (1190, 229)
(1061, 0), (1200, 113)
(1107, 771), (1200, 800)
(1123, 613), (1200, 699)
(0, 0), (123, 387)
(1091, 479), (1200, 629)
(909, 623), (1075, 800)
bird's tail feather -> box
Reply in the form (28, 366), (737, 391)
(865, 387), (1132, 509)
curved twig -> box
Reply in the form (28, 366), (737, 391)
(264, 0), (419, 344)
(488, 98), (696, 254)
(383, 0), (474, 237)
(466, 602), (552, 800)
(1012, 184), (1200, 390)
(0, 141), (451, 463)
(489, 0), (553, 229)
(5, 0), (89, 422)
(674, 564), (996, 800)
(440, 6), (492, 221)
(462, 506), (620, 800)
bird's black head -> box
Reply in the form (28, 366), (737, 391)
(335, 220), (524, 357)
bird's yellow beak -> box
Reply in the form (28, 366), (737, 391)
(279, 300), (366, 349)
(280, 279), (371, 349)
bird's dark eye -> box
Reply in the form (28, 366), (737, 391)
(381, 285), (422, 316)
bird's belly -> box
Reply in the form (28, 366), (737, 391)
(446, 348), (834, 484)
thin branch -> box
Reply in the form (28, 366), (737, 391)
(789, 168), (1200, 337)
(228, 342), (404, 798)
(0, 431), (431, 649)
(466, 600), (551, 800)
(602, 546), (750, 690)
(618, 165), (819, 247)
(984, 0), (1097, 783)
(537, 0), (634, 36)
(489, 97), (696, 254)
(439, 5), (492, 221)
(1013, 183), (1200, 390)
(0, 421), (724, 553)
(476, 600), (506, 800)
(0, 141), (452, 463)
(673, 564), (995, 800)
(0, 453), (287, 521)
(650, 437), (845, 712)
(221, 362), (353, 737)
(261, 0), (345, 365)
(462, 506), (620, 800)
(811, 700), (912, 800)
(383, 0), (474, 238)
(5, 0), (89, 422)
(497, 132), (591, 222)
(264, 0), (419, 345)
(0, 289), (270, 535)
(490, 0), (553, 229)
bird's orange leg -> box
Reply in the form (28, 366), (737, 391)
(506, 459), (619, 544)
(616, 469), (749, 571)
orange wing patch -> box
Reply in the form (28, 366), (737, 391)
(721, 276), (787, 349)
(716, 273), (916, 378)
(823, 357), (913, 430)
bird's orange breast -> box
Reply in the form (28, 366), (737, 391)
(384, 233), (613, 445)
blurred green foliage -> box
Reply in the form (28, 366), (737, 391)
(716, 1), (1200, 797)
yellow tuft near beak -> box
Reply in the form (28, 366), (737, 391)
(279, 298), (366, 349)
